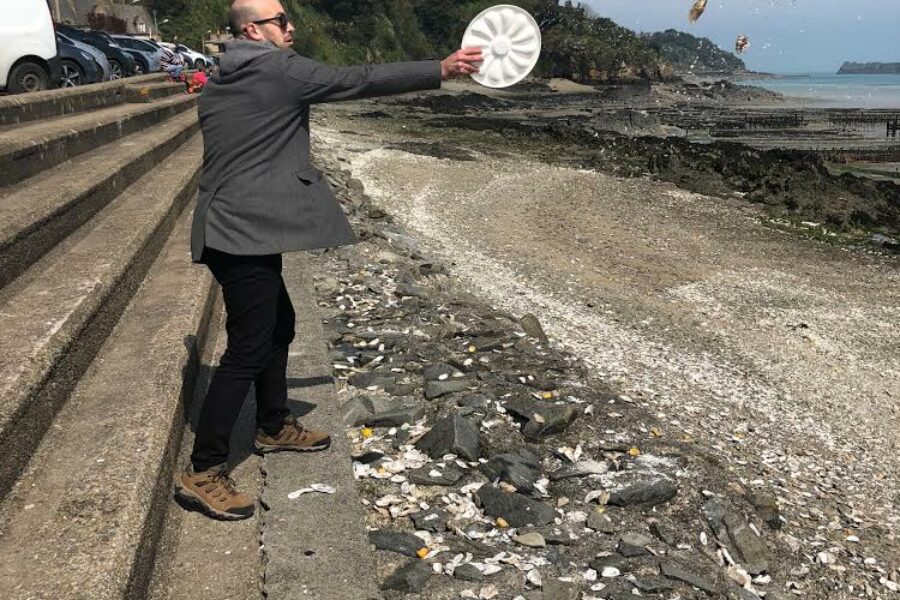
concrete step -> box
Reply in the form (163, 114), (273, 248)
(0, 73), (169, 126)
(0, 134), (202, 502)
(0, 203), (217, 599)
(0, 109), (199, 291)
(0, 93), (198, 188)
(126, 81), (188, 104)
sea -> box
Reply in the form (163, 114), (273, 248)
(740, 73), (900, 109)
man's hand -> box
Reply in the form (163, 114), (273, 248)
(441, 47), (484, 80)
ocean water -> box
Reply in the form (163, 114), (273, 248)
(740, 73), (900, 109)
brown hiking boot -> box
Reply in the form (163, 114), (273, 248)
(175, 463), (254, 521)
(255, 416), (331, 454)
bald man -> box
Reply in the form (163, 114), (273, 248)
(175, 0), (482, 520)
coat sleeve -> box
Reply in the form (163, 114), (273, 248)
(280, 52), (442, 104)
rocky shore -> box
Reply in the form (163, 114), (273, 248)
(372, 81), (900, 249)
(296, 129), (900, 598)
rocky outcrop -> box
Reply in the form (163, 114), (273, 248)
(838, 61), (900, 74)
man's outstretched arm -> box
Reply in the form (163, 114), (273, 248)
(282, 47), (483, 104)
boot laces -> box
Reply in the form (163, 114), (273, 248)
(210, 470), (240, 496)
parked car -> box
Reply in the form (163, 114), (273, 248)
(112, 35), (163, 73)
(56, 33), (102, 87)
(0, 0), (60, 93)
(56, 24), (136, 79)
(58, 31), (110, 81)
(174, 43), (213, 69)
(120, 48), (150, 74)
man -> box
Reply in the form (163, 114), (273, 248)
(160, 44), (185, 80)
(176, 0), (482, 520)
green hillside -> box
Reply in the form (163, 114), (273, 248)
(642, 29), (745, 74)
(151, 0), (669, 82)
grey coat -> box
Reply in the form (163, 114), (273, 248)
(190, 40), (442, 262)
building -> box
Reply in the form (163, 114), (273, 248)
(49, 0), (154, 36)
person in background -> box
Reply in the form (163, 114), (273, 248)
(161, 45), (185, 81)
(188, 65), (209, 93)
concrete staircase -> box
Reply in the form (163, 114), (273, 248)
(0, 78), (220, 598)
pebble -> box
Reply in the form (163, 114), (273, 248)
(586, 510), (616, 534)
(513, 532), (547, 548)
(454, 563), (485, 582)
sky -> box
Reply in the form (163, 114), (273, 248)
(580, 0), (899, 73)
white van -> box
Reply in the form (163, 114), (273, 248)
(0, 0), (60, 93)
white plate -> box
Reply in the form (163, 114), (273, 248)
(462, 5), (542, 89)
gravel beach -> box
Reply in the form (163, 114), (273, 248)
(304, 84), (900, 599)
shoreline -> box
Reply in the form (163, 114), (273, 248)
(304, 94), (900, 598)
(371, 80), (899, 249)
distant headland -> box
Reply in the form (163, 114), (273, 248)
(837, 62), (900, 74)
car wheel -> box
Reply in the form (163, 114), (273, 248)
(185, 58), (195, 70)
(109, 59), (124, 80)
(134, 61), (145, 75)
(59, 59), (84, 87)
(7, 60), (50, 94)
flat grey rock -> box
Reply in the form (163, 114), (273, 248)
(608, 478), (678, 507)
(365, 406), (425, 428)
(549, 459), (608, 481)
(618, 532), (653, 557)
(410, 509), (449, 533)
(481, 449), (542, 494)
(381, 560), (431, 593)
(541, 579), (581, 600)
(634, 577), (674, 593)
(369, 530), (425, 557)
(724, 512), (770, 574)
(423, 363), (458, 381)
(513, 532), (546, 548)
(407, 464), (465, 486)
(452, 563), (484, 582)
(504, 397), (577, 440)
(416, 415), (480, 461)
(660, 561), (718, 595)
(475, 485), (556, 527)
(519, 313), (549, 344)
(340, 396), (375, 427)
(424, 378), (472, 399)
(587, 511), (616, 534)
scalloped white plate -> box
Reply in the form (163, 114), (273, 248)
(462, 5), (542, 89)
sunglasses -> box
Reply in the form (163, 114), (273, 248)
(249, 12), (289, 30)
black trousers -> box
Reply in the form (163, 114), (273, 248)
(191, 248), (296, 471)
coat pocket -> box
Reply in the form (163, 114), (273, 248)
(294, 166), (324, 185)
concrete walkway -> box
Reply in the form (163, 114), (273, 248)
(260, 253), (382, 600)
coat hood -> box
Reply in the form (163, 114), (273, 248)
(218, 39), (279, 75)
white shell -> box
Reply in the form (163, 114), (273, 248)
(462, 5), (542, 89)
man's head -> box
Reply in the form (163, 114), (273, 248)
(229, 0), (294, 49)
